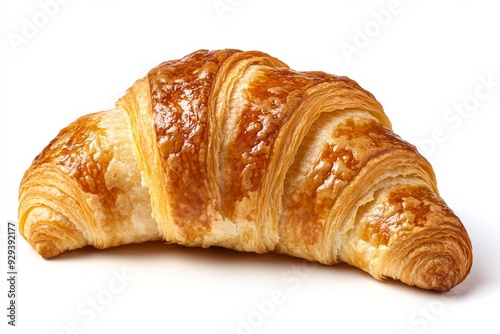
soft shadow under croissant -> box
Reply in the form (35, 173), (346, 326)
(18, 49), (472, 291)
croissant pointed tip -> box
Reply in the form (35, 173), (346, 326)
(419, 258), (458, 292)
(409, 254), (471, 292)
(33, 240), (62, 259)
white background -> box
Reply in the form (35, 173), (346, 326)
(1, 1), (499, 333)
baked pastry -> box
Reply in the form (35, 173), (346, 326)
(18, 49), (472, 291)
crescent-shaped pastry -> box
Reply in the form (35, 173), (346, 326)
(19, 49), (472, 291)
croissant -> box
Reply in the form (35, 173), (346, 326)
(18, 49), (472, 291)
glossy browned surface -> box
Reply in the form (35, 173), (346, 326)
(283, 116), (415, 247)
(222, 68), (331, 214)
(147, 50), (390, 229)
(147, 50), (363, 223)
(362, 185), (460, 246)
(28, 113), (124, 229)
(148, 49), (238, 239)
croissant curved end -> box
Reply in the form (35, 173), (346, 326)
(32, 237), (63, 259)
(410, 245), (472, 292)
(417, 256), (464, 292)
(381, 226), (473, 292)
(19, 206), (89, 259)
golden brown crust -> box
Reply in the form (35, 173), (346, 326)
(19, 110), (160, 258)
(18, 49), (472, 291)
(148, 49), (239, 243)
